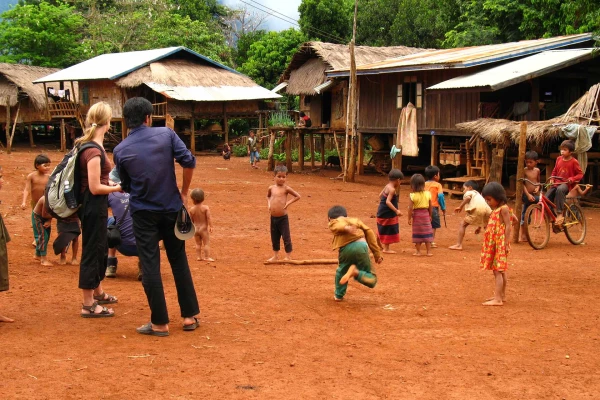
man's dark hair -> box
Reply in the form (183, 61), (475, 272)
(123, 97), (153, 129)
(274, 165), (288, 175)
(559, 140), (575, 152)
(34, 154), (50, 168)
(328, 205), (347, 219)
(525, 151), (539, 160)
(424, 165), (440, 180)
(464, 180), (478, 191)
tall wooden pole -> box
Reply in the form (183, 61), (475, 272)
(267, 128), (276, 172)
(346, 0), (359, 182)
(9, 101), (20, 153)
(60, 118), (66, 152)
(513, 121), (527, 243)
(5, 97), (10, 154)
(28, 124), (35, 148)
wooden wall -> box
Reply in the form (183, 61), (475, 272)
(330, 81), (347, 130)
(358, 70), (479, 133)
(79, 80), (124, 118)
(0, 102), (48, 124)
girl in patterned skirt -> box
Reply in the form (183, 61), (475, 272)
(480, 182), (514, 306)
(408, 174), (433, 256)
(376, 169), (404, 253)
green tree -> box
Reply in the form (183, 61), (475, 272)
(0, 1), (86, 67)
(234, 30), (267, 68)
(238, 28), (306, 89)
(298, 0), (353, 43)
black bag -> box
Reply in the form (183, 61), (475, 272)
(107, 204), (129, 248)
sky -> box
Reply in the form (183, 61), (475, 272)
(220, 0), (302, 31)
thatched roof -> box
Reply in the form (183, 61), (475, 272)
(0, 63), (60, 109)
(280, 41), (426, 95)
(115, 59), (256, 89)
(456, 84), (600, 146)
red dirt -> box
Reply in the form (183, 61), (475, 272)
(1, 145), (600, 399)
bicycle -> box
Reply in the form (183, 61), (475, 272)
(520, 176), (587, 250)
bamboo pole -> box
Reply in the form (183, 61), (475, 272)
(346, 0), (359, 182)
(320, 133), (325, 168)
(285, 130), (292, 172)
(5, 97), (10, 153)
(60, 118), (66, 152)
(357, 131), (364, 175)
(267, 128), (276, 172)
(28, 124), (35, 148)
(310, 133), (315, 169)
(513, 121), (527, 243)
(298, 133), (305, 170)
(8, 101), (20, 153)
(42, 83), (50, 120)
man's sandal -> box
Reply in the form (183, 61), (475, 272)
(81, 301), (114, 318)
(93, 292), (118, 304)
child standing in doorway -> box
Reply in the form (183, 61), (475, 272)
(424, 165), (446, 247)
(189, 188), (214, 261)
(449, 181), (492, 250)
(21, 154), (51, 247)
(480, 182), (514, 306)
(376, 169), (403, 253)
(267, 165), (301, 261)
(408, 174), (433, 256)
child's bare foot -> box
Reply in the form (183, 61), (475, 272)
(430, 243), (438, 248)
(382, 249), (397, 254)
(339, 265), (358, 285)
(482, 299), (503, 306)
(40, 260), (53, 266)
(31, 240), (36, 247)
(266, 256), (278, 262)
(582, 184), (592, 196)
(412, 252), (422, 256)
(334, 296), (343, 302)
(203, 257), (215, 262)
(196, 256), (202, 261)
(0, 314), (14, 323)
(485, 297), (506, 302)
(59, 256), (67, 265)
(33, 255), (40, 261)
(448, 244), (463, 250)
(426, 252), (433, 257)
(69, 258), (79, 265)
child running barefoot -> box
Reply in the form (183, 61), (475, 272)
(424, 165), (446, 248)
(480, 182), (514, 306)
(32, 196), (53, 266)
(449, 180), (491, 250)
(408, 174), (434, 256)
(376, 169), (403, 253)
(0, 166), (14, 323)
(189, 188), (214, 261)
(267, 165), (301, 261)
(328, 205), (382, 301)
(20, 154), (51, 247)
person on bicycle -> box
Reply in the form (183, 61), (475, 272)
(520, 151), (541, 242)
(546, 140), (583, 225)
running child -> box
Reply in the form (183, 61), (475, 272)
(189, 188), (214, 261)
(424, 165), (446, 247)
(328, 205), (382, 301)
(0, 166), (14, 322)
(267, 165), (301, 261)
(449, 180), (492, 250)
(519, 151), (541, 242)
(20, 154), (51, 246)
(32, 195), (52, 266)
(408, 174), (433, 256)
(480, 182), (513, 306)
(546, 140), (584, 225)
(376, 168), (403, 253)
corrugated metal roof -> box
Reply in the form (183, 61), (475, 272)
(33, 47), (238, 83)
(328, 33), (593, 77)
(145, 82), (281, 102)
(428, 49), (595, 91)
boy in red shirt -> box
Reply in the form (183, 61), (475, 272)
(546, 140), (583, 225)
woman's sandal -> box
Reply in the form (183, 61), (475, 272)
(93, 292), (118, 304)
(81, 301), (114, 318)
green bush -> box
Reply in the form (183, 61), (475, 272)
(259, 147), (269, 160)
(268, 111), (295, 128)
(232, 144), (247, 157)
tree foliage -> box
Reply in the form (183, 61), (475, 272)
(298, 0), (354, 43)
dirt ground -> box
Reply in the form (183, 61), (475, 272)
(1, 144), (600, 399)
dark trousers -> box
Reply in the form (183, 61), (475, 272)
(546, 183), (569, 213)
(270, 215), (292, 253)
(77, 191), (108, 289)
(132, 210), (199, 325)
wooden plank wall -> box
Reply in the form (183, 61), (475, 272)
(80, 81), (124, 118)
(0, 103), (48, 123)
(330, 81), (347, 130)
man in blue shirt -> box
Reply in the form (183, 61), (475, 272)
(114, 97), (199, 336)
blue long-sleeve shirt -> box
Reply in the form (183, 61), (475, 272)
(113, 125), (196, 214)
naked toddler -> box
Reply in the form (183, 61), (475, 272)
(189, 188), (214, 261)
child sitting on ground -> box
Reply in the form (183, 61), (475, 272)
(376, 168), (403, 254)
(449, 180), (492, 251)
(328, 205), (382, 301)
(32, 196), (52, 266)
(21, 154), (51, 247)
(520, 151), (541, 242)
(424, 165), (446, 248)
(189, 188), (214, 261)
(408, 174), (434, 256)
(222, 143), (231, 160)
(480, 182), (514, 306)
(267, 165), (301, 261)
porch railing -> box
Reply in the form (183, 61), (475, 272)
(153, 102), (167, 117)
(48, 101), (79, 118)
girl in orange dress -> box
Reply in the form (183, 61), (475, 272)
(479, 182), (514, 306)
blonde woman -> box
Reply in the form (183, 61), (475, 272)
(76, 102), (122, 318)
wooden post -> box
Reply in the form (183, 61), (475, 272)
(267, 128), (276, 171)
(190, 115), (195, 154)
(298, 133), (305, 170)
(285, 130), (293, 172)
(358, 131), (364, 175)
(223, 103), (229, 145)
(346, 0), (359, 182)
(513, 121), (527, 243)
(60, 119), (66, 152)
(28, 124), (35, 148)
(5, 97), (10, 154)
(465, 139), (471, 176)
(70, 81), (77, 104)
(310, 133), (315, 169)
(430, 134), (438, 166)
(42, 83), (50, 120)
(121, 120), (126, 140)
(8, 102), (20, 153)
(320, 134), (325, 168)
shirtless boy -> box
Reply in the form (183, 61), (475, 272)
(520, 151), (541, 241)
(189, 188), (214, 261)
(21, 154), (51, 246)
(32, 196), (52, 266)
(267, 165), (301, 261)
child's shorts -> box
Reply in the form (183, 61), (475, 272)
(431, 207), (441, 229)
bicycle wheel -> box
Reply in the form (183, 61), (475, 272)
(524, 204), (550, 250)
(564, 203), (586, 245)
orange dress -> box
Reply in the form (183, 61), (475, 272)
(480, 205), (511, 271)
